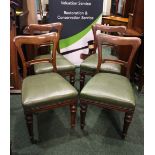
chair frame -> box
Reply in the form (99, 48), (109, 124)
(14, 32), (77, 143)
(24, 22), (75, 86)
(80, 24), (127, 90)
(80, 33), (141, 139)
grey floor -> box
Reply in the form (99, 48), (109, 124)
(10, 69), (144, 155)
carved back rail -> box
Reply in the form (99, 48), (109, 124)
(96, 33), (141, 78)
(24, 22), (63, 53)
(14, 32), (59, 78)
(92, 24), (127, 50)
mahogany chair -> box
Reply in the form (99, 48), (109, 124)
(14, 32), (78, 143)
(80, 33), (141, 139)
(80, 24), (127, 90)
(24, 22), (76, 85)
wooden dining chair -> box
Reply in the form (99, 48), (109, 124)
(80, 33), (141, 139)
(80, 24), (127, 90)
(14, 32), (78, 143)
(24, 22), (76, 85)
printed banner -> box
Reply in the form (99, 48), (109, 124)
(48, 0), (103, 65)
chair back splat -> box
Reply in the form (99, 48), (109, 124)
(96, 33), (141, 78)
(14, 32), (59, 78)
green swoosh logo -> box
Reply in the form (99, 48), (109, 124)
(59, 14), (102, 49)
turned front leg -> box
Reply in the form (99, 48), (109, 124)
(122, 110), (134, 139)
(70, 102), (77, 128)
(80, 102), (88, 130)
(80, 72), (85, 91)
(24, 111), (34, 143)
(70, 73), (75, 86)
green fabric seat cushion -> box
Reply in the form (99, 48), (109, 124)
(80, 54), (121, 74)
(80, 73), (135, 109)
(34, 53), (75, 74)
(22, 73), (78, 108)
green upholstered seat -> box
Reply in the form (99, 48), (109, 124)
(22, 73), (78, 108)
(34, 53), (75, 74)
(80, 73), (135, 108)
(80, 53), (121, 74)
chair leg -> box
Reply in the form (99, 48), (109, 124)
(24, 111), (34, 143)
(80, 72), (85, 91)
(122, 110), (134, 139)
(80, 102), (88, 130)
(70, 73), (75, 86)
(70, 102), (77, 128)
